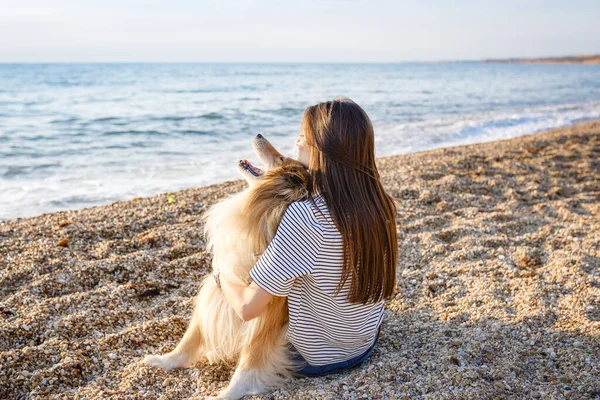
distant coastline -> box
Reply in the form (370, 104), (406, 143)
(481, 54), (600, 64)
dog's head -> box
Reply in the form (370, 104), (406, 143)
(239, 135), (311, 245)
(238, 134), (310, 203)
(238, 134), (306, 182)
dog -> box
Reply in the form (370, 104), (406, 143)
(143, 134), (311, 399)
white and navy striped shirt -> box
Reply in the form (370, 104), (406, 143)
(249, 194), (384, 366)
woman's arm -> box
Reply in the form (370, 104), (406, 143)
(218, 203), (322, 321)
(218, 274), (274, 322)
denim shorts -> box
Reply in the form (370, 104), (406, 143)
(290, 327), (380, 377)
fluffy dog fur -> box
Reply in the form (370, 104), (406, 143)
(143, 135), (311, 399)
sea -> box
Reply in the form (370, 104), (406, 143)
(1, 62), (600, 220)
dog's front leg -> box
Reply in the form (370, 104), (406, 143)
(143, 277), (213, 370)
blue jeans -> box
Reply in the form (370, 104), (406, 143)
(290, 328), (380, 377)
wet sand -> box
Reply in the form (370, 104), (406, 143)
(1, 120), (599, 399)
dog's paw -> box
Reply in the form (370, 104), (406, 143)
(188, 390), (218, 400)
(143, 352), (191, 370)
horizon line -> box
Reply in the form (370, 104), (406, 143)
(1, 53), (598, 64)
(0, 60), (479, 64)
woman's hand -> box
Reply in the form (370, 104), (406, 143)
(218, 273), (275, 322)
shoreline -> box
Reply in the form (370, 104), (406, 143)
(4, 116), (600, 224)
(1, 120), (599, 398)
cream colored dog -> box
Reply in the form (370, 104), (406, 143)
(143, 134), (310, 399)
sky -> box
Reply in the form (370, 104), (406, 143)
(1, 0), (599, 62)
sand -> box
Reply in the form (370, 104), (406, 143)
(1, 121), (599, 399)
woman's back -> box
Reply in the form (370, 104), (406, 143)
(250, 194), (384, 366)
(253, 96), (396, 372)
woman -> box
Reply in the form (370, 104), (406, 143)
(217, 96), (398, 376)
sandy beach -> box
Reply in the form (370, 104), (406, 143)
(1, 120), (599, 399)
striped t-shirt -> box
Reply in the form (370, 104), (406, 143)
(249, 193), (385, 366)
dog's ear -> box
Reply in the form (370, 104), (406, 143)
(282, 169), (310, 201)
(283, 171), (306, 187)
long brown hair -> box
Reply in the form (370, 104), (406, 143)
(302, 97), (397, 304)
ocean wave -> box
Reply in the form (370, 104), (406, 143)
(149, 112), (224, 122)
(166, 88), (226, 93)
(196, 112), (225, 120)
(47, 194), (116, 207)
(90, 116), (121, 123)
(258, 107), (304, 117)
(130, 140), (160, 148)
(177, 129), (213, 136)
(2, 163), (62, 178)
(376, 101), (600, 156)
(102, 130), (170, 137)
(156, 150), (190, 156)
(50, 117), (80, 124)
(164, 85), (267, 94)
